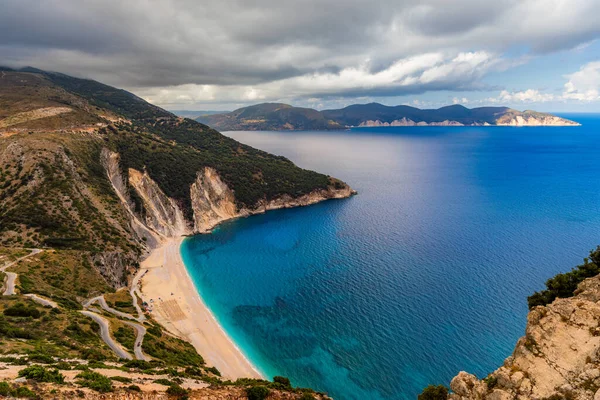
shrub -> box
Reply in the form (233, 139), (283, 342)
(273, 376), (291, 388)
(166, 384), (188, 398)
(528, 247), (600, 309)
(299, 394), (316, 400)
(418, 385), (448, 400)
(205, 366), (221, 376)
(128, 385), (141, 392)
(0, 382), (11, 396)
(184, 366), (203, 377)
(18, 365), (65, 383)
(153, 378), (174, 386)
(246, 385), (270, 400)
(123, 359), (153, 370)
(75, 371), (113, 392)
(3, 303), (41, 319)
(12, 385), (37, 398)
(110, 376), (132, 383)
(27, 352), (54, 364)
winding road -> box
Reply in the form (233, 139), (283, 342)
(82, 293), (150, 361)
(1, 249), (42, 296)
(124, 321), (150, 361)
(80, 310), (133, 360)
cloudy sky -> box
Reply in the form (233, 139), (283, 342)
(2, 0), (600, 111)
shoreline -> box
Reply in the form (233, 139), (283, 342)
(139, 236), (264, 380)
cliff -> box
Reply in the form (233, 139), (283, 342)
(449, 274), (600, 400)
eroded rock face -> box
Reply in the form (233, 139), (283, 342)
(190, 167), (238, 233)
(128, 168), (189, 238)
(100, 149), (161, 249)
(496, 114), (581, 126)
(449, 275), (600, 400)
(104, 150), (355, 239)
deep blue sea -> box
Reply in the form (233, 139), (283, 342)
(181, 114), (600, 400)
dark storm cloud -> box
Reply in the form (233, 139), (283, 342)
(1, 0), (599, 103)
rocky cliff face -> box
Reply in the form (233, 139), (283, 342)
(104, 151), (355, 239)
(496, 114), (581, 126)
(128, 168), (189, 238)
(359, 119), (467, 127)
(450, 275), (600, 400)
(190, 167), (238, 233)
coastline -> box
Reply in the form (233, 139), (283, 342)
(139, 236), (263, 380)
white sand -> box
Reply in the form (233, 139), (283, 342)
(140, 237), (263, 380)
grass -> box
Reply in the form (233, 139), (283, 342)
(112, 322), (136, 352)
(12, 249), (112, 308)
(104, 289), (136, 314)
(0, 297), (116, 361)
(142, 318), (204, 367)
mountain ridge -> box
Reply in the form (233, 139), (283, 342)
(197, 102), (580, 130)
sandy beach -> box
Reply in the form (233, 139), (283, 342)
(139, 237), (263, 380)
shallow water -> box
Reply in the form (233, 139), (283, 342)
(181, 115), (600, 399)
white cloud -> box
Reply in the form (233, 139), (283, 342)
(497, 89), (556, 103)
(140, 51), (500, 107)
(563, 61), (600, 101)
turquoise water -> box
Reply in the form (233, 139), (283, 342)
(181, 115), (600, 400)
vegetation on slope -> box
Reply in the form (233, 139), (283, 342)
(197, 102), (344, 131)
(0, 68), (345, 398)
(528, 246), (600, 309)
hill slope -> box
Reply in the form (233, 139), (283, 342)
(0, 68), (351, 398)
(198, 102), (580, 130)
(197, 103), (344, 131)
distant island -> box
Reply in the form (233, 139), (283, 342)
(197, 102), (580, 131)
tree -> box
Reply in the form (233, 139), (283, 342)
(418, 385), (448, 400)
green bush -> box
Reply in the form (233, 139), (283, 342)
(528, 247), (600, 309)
(0, 382), (11, 396)
(18, 365), (65, 383)
(153, 378), (174, 386)
(205, 366), (221, 376)
(418, 385), (448, 400)
(75, 370), (113, 392)
(246, 385), (270, 400)
(128, 385), (141, 392)
(299, 393), (316, 400)
(273, 376), (291, 388)
(166, 384), (188, 398)
(110, 376), (132, 383)
(123, 359), (153, 370)
(12, 385), (37, 399)
(3, 303), (41, 319)
(27, 352), (54, 364)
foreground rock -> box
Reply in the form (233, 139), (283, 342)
(450, 275), (600, 400)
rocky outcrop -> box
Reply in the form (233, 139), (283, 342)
(496, 113), (581, 126)
(359, 115), (579, 127)
(359, 119), (465, 127)
(100, 149), (161, 249)
(104, 151), (355, 239)
(190, 167), (238, 233)
(449, 275), (600, 400)
(190, 166), (356, 233)
(128, 168), (189, 238)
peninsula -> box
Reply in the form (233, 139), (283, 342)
(196, 102), (580, 131)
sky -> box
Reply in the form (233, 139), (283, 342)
(2, 0), (600, 112)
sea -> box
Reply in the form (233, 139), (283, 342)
(181, 114), (600, 400)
